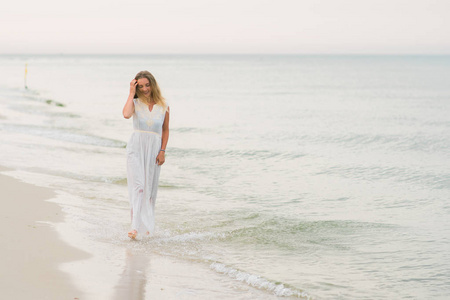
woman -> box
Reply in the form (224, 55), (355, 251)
(123, 70), (170, 239)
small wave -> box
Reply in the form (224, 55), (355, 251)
(22, 167), (126, 186)
(314, 132), (450, 152)
(169, 147), (304, 161)
(315, 164), (449, 190)
(45, 99), (65, 107)
(158, 184), (181, 189)
(3, 124), (126, 148)
(155, 230), (226, 243)
(172, 127), (207, 133)
(100, 178), (181, 187)
(101, 177), (127, 185)
(242, 212), (260, 220)
(223, 217), (394, 253)
(210, 262), (311, 299)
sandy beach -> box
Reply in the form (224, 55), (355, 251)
(0, 166), (279, 300)
(0, 166), (89, 299)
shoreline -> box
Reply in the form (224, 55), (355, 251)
(0, 166), (281, 299)
(0, 166), (90, 299)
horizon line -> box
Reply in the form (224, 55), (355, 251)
(1, 52), (450, 56)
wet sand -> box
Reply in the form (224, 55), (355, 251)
(0, 166), (89, 300)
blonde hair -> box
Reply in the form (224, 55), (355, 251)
(134, 70), (167, 110)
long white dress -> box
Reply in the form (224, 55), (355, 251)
(126, 98), (168, 234)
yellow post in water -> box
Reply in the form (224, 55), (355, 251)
(24, 63), (28, 89)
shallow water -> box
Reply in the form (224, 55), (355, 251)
(1, 54), (449, 299)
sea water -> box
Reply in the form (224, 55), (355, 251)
(0, 54), (449, 299)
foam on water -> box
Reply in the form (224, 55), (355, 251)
(210, 262), (311, 299)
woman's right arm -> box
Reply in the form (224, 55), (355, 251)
(123, 79), (137, 119)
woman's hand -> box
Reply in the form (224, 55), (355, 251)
(156, 151), (165, 166)
(130, 79), (138, 95)
(123, 80), (137, 118)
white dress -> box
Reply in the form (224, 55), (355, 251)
(126, 98), (168, 234)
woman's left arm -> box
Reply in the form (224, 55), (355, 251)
(156, 109), (170, 165)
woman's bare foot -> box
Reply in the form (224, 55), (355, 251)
(128, 230), (137, 239)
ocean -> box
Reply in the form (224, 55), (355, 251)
(0, 54), (449, 299)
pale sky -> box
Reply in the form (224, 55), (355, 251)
(1, 0), (450, 54)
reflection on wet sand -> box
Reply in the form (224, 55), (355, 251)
(113, 248), (150, 300)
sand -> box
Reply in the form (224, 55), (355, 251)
(0, 166), (89, 300)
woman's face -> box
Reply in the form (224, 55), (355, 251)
(137, 78), (151, 97)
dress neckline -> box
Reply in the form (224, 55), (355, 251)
(136, 98), (157, 113)
(148, 102), (157, 113)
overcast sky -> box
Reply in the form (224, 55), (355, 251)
(1, 0), (449, 54)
